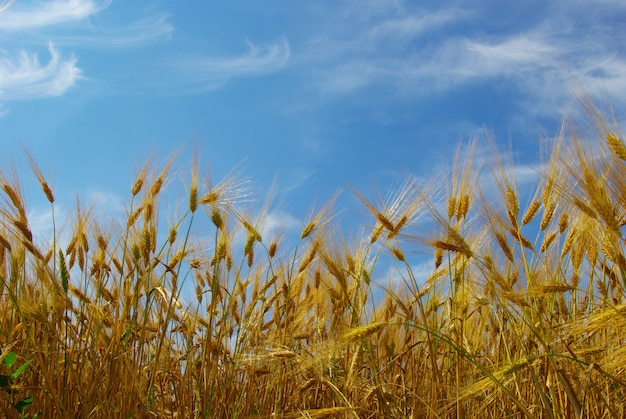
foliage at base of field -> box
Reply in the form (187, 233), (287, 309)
(0, 98), (625, 417)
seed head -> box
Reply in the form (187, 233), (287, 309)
(607, 133), (626, 160)
(343, 322), (385, 343)
(522, 200), (540, 226)
(189, 185), (198, 213)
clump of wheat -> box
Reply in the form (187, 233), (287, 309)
(0, 96), (624, 417)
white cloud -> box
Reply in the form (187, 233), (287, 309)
(464, 37), (557, 74)
(301, 2), (626, 119)
(0, 0), (16, 13)
(87, 190), (124, 214)
(0, 0), (174, 106)
(511, 165), (541, 186)
(366, 9), (465, 41)
(407, 34), (564, 95)
(577, 56), (626, 100)
(300, 6), (469, 93)
(303, 6), (466, 65)
(0, 0), (170, 49)
(174, 37), (290, 90)
(314, 31), (565, 97)
(276, 168), (316, 195)
(56, 14), (174, 49)
(260, 211), (300, 237)
(0, 43), (82, 100)
(0, 0), (109, 31)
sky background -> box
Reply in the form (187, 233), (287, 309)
(1, 0), (626, 262)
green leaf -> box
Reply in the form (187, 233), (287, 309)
(14, 395), (34, 413)
(0, 375), (10, 388)
(9, 359), (32, 380)
(2, 351), (17, 369)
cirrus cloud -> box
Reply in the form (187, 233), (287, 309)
(171, 37), (291, 91)
(0, 0), (109, 31)
(0, 43), (81, 100)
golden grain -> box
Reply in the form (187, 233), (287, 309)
(540, 230), (557, 252)
(431, 240), (467, 255)
(42, 183), (55, 204)
(434, 247), (443, 268)
(389, 246), (405, 261)
(607, 133), (626, 160)
(127, 207), (143, 228)
(507, 227), (533, 250)
(210, 207), (224, 229)
(506, 186), (519, 220)
(247, 245), (254, 267)
(494, 232), (514, 262)
(558, 212), (568, 233)
(521, 200), (541, 226)
(457, 193), (471, 220)
(24, 151), (55, 204)
(13, 220), (32, 242)
(0, 234), (11, 251)
(366, 224), (381, 246)
(539, 201), (555, 231)
(268, 241), (277, 258)
(131, 177), (144, 196)
(69, 284), (92, 305)
(596, 277), (608, 298)
(571, 242), (584, 271)
(21, 239), (43, 261)
(150, 160), (172, 197)
(343, 322), (385, 343)
(447, 196), (457, 219)
(131, 160), (151, 196)
(100, 286), (117, 305)
(300, 222), (316, 240)
(2, 183), (23, 212)
(144, 200), (154, 222)
(141, 227), (152, 261)
(573, 197), (597, 219)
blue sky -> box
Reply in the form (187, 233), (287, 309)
(1, 0), (625, 248)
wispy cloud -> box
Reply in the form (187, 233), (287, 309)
(173, 37), (290, 90)
(312, 29), (566, 97)
(302, 7), (470, 96)
(302, 1), (626, 115)
(365, 9), (466, 41)
(0, 1), (98, 103)
(0, 0), (109, 31)
(278, 168), (316, 195)
(261, 210), (300, 237)
(463, 36), (558, 76)
(0, 0), (175, 106)
(576, 55), (626, 100)
(401, 34), (565, 96)
(87, 190), (124, 214)
(0, 43), (82, 100)
(0, 0), (171, 49)
(55, 14), (174, 49)
(0, 0), (16, 14)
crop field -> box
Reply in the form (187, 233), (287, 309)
(1, 99), (625, 417)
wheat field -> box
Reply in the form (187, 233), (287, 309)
(1, 98), (625, 418)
